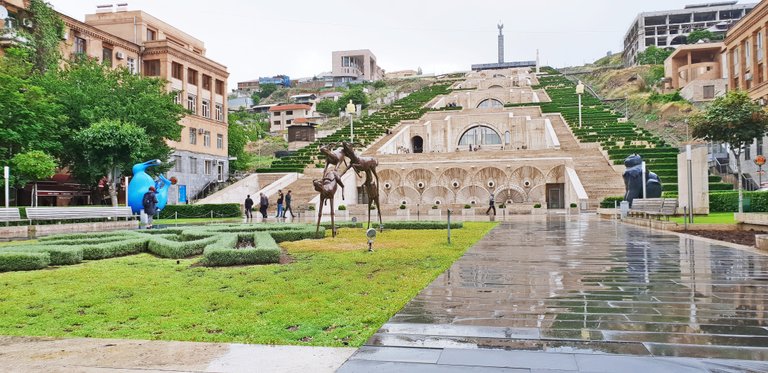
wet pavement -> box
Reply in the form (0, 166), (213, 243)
(338, 216), (768, 372)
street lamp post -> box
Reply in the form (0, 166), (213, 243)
(576, 80), (585, 129)
(346, 100), (356, 143)
(756, 155), (766, 188)
(3, 166), (9, 209)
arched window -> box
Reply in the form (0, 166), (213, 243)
(488, 84), (504, 89)
(477, 98), (503, 108)
(505, 131), (511, 145)
(458, 126), (502, 146)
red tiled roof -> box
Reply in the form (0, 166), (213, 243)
(269, 104), (312, 112)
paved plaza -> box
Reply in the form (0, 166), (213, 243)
(339, 216), (768, 372)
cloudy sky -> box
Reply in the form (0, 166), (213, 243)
(48, 0), (753, 88)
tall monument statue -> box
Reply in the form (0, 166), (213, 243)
(497, 23), (504, 64)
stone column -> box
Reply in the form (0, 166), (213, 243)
(677, 145), (709, 214)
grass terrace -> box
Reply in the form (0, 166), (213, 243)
(0, 222), (495, 347)
(258, 84), (452, 173)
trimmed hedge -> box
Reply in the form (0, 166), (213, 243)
(159, 204), (241, 219)
(201, 232), (281, 266)
(600, 196), (624, 208)
(80, 239), (149, 260)
(710, 191), (768, 212)
(7, 246), (83, 265)
(270, 226), (326, 242)
(147, 235), (220, 259)
(382, 221), (463, 230)
(0, 252), (50, 272)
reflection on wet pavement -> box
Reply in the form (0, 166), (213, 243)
(370, 216), (768, 361)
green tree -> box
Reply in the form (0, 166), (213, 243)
(690, 90), (768, 212)
(258, 83), (277, 98)
(687, 29), (722, 44)
(636, 46), (673, 65)
(228, 122), (254, 172)
(0, 51), (64, 166)
(316, 99), (339, 117)
(73, 119), (149, 206)
(22, 0), (65, 74)
(339, 86), (369, 109)
(39, 57), (184, 186)
(250, 91), (261, 106)
(10, 150), (57, 188)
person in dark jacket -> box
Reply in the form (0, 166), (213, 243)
(244, 194), (254, 219)
(284, 190), (293, 219)
(276, 190), (284, 218)
(259, 192), (268, 219)
(485, 193), (496, 216)
(142, 186), (159, 229)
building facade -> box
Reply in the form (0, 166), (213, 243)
(663, 42), (726, 102)
(331, 49), (384, 86)
(269, 104), (313, 133)
(623, 2), (756, 66)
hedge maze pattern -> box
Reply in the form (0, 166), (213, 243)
(0, 224), (325, 272)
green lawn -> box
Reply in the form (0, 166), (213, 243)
(0, 222), (495, 347)
(669, 212), (736, 225)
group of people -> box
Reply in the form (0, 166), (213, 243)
(244, 190), (293, 220)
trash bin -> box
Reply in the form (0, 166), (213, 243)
(619, 201), (629, 219)
(742, 197), (751, 212)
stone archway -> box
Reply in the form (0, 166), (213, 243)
(411, 136), (424, 153)
(476, 98), (504, 108)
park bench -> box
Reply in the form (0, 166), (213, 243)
(629, 198), (677, 220)
(0, 208), (23, 223)
(648, 198), (679, 221)
(26, 207), (135, 223)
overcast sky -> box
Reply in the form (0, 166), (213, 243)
(47, 0), (754, 89)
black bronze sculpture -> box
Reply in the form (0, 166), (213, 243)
(623, 154), (662, 207)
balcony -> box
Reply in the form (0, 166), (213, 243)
(677, 62), (720, 86)
(0, 27), (28, 47)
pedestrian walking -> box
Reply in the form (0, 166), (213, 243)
(244, 194), (254, 219)
(259, 192), (269, 219)
(284, 190), (294, 219)
(276, 190), (284, 218)
(485, 193), (496, 216)
(142, 186), (159, 229)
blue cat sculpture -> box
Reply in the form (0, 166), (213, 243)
(128, 160), (170, 214)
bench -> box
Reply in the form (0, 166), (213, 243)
(26, 207), (136, 223)
(0, 208), (23, 223)
(629, 198), (677, 220)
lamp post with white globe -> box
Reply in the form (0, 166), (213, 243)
(576, 80), (585, 129)
(346, 100), (356, 143)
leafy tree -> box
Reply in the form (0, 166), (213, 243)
(316, 99), (339, 117)
(687, 29), (723, 44)
(10, 150), (57, 188)
(636, 46), (673, 65)
(39, 57), (184, 186)
(690, 90), (768, 212)
(250, 91), (261, 106)
(258, 83), (277, 98)
(339, 86), (369, 109)
(228, 122), (254, 172)
(20, 0), (65, 74)
(73, 119), (149, 206)
(0, 51), (64, 166)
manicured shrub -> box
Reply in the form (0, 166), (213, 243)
(399, 204), (406, 210)
(159, 204), (241, 219)
(337, 205), (347, 211)
(570, 203), (578, 208)
(382, 221), (462, 230)
(0, 252), (50, 272)
(432, 205), (439, 209)
(270, 226), (326, 242)
(463, 204), (471, 209)
(147, 235), (219, 258)
(600, 196), (624, 208)
(80, 238), (149, 260)
(5, 246), (83, 265)
(533, 203), (542, 208)
(709, 191), (768, 212)
(202, 233), (280, 266)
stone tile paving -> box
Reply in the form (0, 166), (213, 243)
(338, 216), (768, 372)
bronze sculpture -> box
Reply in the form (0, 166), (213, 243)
(341, 142), (382, 230)
(313, 169), (345, 237)
(623, 154), (662, 207)
(319, 144), (347, 174)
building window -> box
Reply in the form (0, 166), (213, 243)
(202, 99), (210, 118)
(126, 57), (136, 74)
(173, 91), (182, 105)
(733, 47), (740, 74)
(102, 47), (113, 67)
(189, 128), (197, 145)
(758, 138), (764, 156)
(187, 94), (196, 113)
(204, 160), (213, 175)
(458, 125), (502, 146)
(217, 134), (223, 149)
(286, 110), (293, 115)
(215, 79), (225, 95)
(286, 119), (292, 125)
(74, 36), (87, 55)
(745, 141), (752, 160)
(215, 104), (223, 121)
(203, 131), (211, 147)
(759, 32), (764, 62)
(703, 85), (715, 99)
(173, 155), (183, 172)
(189, 157), (198, 174)
(746, 40), (752, 67)
(187, 68), (198, 86)
(172, 62), (183, 80)
(202, 75), (212, 91)
(143, 60), (160, 76)
(147, 28), (156, 41)
(273, 120), (281, 126)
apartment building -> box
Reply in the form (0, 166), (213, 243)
(623, 1), (756, 66)
(269, 104), (313, 133)
(331, 49), (384, 86)
(663, 42), (726, 102)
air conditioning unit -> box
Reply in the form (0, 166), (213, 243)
(115, 51), (125, 60)
(61, 30), (69, 41)
(22, 18), (33, 28)
(197, 128), (206, 134)
(746, 72), (753, 81)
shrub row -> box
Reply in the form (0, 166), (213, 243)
(710, 191), (768, 212)
(0, 252), (50, 272)
(382, 221), (463, 230)
(159, 204), (241, 219)
(201, 232), (281, 267)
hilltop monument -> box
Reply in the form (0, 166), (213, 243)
(498, 23), (504, 64)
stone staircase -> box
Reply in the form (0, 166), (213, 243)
(197, 173), (287, 204)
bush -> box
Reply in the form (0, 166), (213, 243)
(337, 205), (347, 211)
(80, 239), (148, 260)
(0, 252), (50, 272)
(570, 203), (578, 208)
(6, 246), (83, 265)
(308, 205), (316, 211)
(709, 191), (768, 212)
(159, 204), (241, 219)
(399, 204), (407, 210)
(533, 203), (542, 208)
(269, 226), (326, 242)
(147, 235), (219, 258)
(201, 233), (280, 266)
(382, 221), (463, 230)
(600, 196), (625, 208)
(463, 204), (471, 209)
(498, 204), (506, 208)
(432, 205), (439, 209)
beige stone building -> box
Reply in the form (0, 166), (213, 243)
(724, 0), (768, 101)
(269, 104), (313, 133)
(331, 49), (384, 86)
(663, 42), (726, 102)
